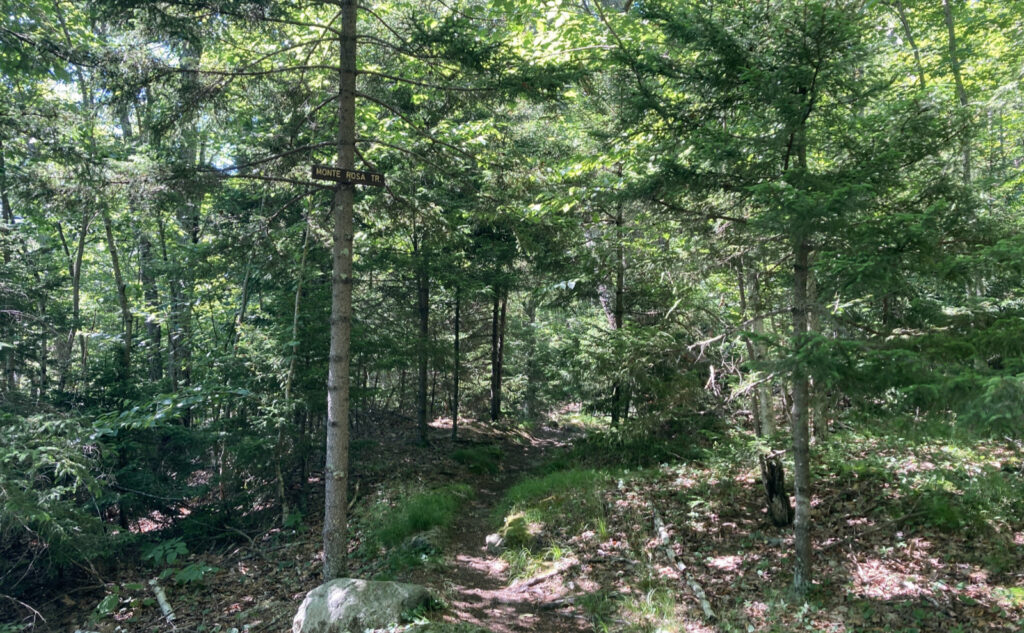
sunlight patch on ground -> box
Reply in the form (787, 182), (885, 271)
(672, 474), (699, 488)
(743, 599), (769, 622)
(844, 516), (874, 527)
(130, 510), (173, 533)
(994, 585), (1024, 608)
(706, 555), (742, 572)
(850, 557), (928, 600)
(653, 564), (681, 580)
(428, 417), (452, 429)
(894, 457), (937, 475)
(676, 620), (716, 633)
(455, 552), (505, 577)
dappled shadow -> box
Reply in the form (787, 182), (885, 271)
(608, 458), (1024, 632)
(399, 420), (594, 633)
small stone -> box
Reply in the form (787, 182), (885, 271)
(484, 533), (504, 555)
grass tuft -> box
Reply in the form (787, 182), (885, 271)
(371, 483), (474, 548)
(495, 468), (608, 535)
(358, 483), (475, 573)
(452, 444), (503, 474)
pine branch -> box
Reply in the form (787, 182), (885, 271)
(356, 92), (475, 162)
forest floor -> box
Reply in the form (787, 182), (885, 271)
(36, 412), (1024, 633)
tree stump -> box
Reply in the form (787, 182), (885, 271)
(760, 453), (794, 527)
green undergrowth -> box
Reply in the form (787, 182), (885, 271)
(501, 541), (571, 582)
(487, 414), (719, 585)
(490, 467), (612, 586)
(494, 468), (609, 537)
(550, 413), (716, 470)
(356, 482), (474, 573)
(451, 444), (503, 474)
(815, 416), (1024, 540)
(486, 411), (1024, 631)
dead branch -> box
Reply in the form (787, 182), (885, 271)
(652, 509), (715, 621)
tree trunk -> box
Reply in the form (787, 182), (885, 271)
(53, 3), (98, 394)
(498, 291), (507, 416)
(155, 211), (180, 390)
(278, 219), (310, 526)
(747, 268), (773, 436)
(36, 288), (48, 398)
(398, 368), (406, 411)
(1, 139), (12, 266)
(522, 295), (539, 421)
(806, 254), (828, 443)
(415, 236), (430, 445)
(1, 141), (13, 393)
(739, 260), (790, 525)
(323, 0), (357, 580)
(226, 254), (253, 353)
(610, 205), (626, 427)
(59, 213), (93, 392)
(489, 288), (503, 422)
(169, 39), (204, 421)
(891, 0), (926, 90)
(168, 280), (183, 393)
(101, 207), (133, 385)
(451, 287), (460, 441)
(0, 142), (10, 225)
(790, 239), (813, 597)
(139, 234), (163, 382)
(942, 0), (971, 184)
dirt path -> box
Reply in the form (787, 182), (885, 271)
(421, 423), (592, 633)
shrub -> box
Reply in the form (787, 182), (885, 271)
(551, 415), (713, 470)
(0, 412), (112, 595)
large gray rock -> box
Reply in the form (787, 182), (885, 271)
(292, 578), (433, 633)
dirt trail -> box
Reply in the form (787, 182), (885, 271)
(422, 423), (592, 633)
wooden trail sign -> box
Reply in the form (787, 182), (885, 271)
(312, 165), (386, 187)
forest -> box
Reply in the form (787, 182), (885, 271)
(1, 0), (1023, 631)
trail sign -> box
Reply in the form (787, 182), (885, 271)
(311, 165), (386, 187)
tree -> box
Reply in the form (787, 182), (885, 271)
(588, 0), (966, 595)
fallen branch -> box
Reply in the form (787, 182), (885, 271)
(539, 596), (575, 610)
(652, 509), (715, 621)
(537, 592), (623, 610)
(348, 480), (361, 510)
(819, 510), (929, 551)
(149, 578), (176, 626)
(2, 593), (45, 625)
(223, 523), (256, 547)
(583, 555), (639, 566)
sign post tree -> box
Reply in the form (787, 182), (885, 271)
(323, 0), (358, 580)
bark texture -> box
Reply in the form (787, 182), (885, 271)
(416, 237), (429, 444)
(451, 288), (460, 441)
(323, 0), (357, 580)
(790, 240), (812, 596)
